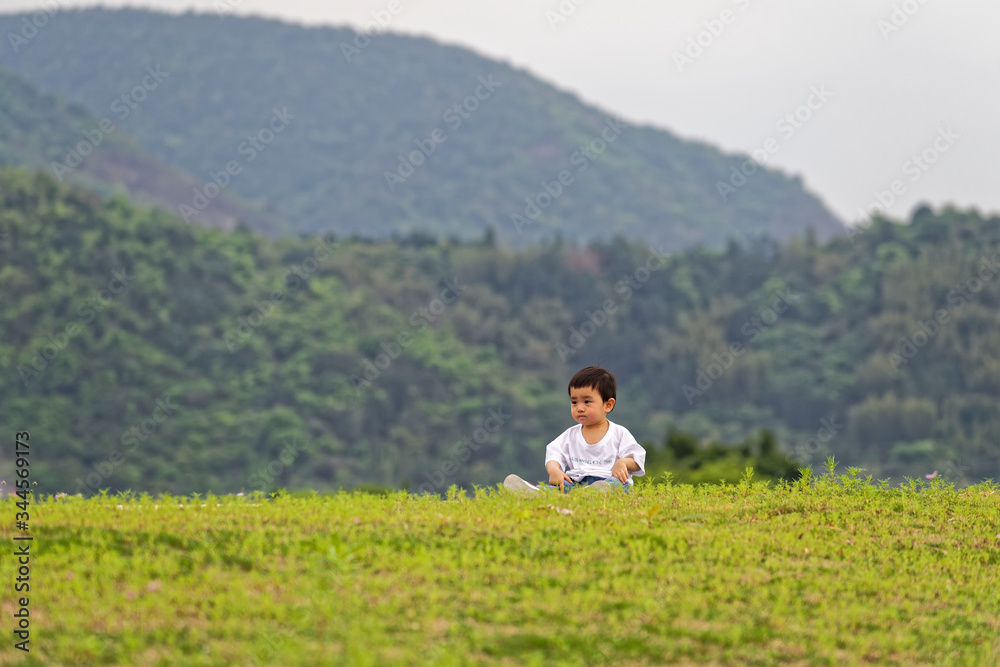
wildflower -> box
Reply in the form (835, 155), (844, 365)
(146, 581), (162, 592)
(353, 517), (361, 524)
(925, 471), (939, 479)
(55, 493), (68, 499)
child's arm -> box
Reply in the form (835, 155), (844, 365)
(546, 460), (573, 491)
(610, 456), (640, 484)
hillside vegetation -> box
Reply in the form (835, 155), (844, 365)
(6, 477), (1000, 665)
(0, 8), (842, 248)
(0, 65), (277, 232)
(1, 168), (998, 493)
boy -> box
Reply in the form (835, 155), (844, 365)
(504, 366), (646, 493)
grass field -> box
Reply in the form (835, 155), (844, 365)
(3, 465), (1000, 666)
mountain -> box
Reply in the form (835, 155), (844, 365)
(0, 65), (281, 232)
(0, 167), (565, 495)
(0, 8), (842, 248)
(1, 168), (998, 493)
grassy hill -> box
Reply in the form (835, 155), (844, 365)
(1, 168), (998, 494)
(7, 480), (1000, 665)
(0, 65), (280, 233)
(0, 8), (842, 248)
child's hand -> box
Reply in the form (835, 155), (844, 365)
(611, 459), (631, 484)
(549, 470), (573, 491)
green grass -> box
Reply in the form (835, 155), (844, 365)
(4, 467), (1000, 666)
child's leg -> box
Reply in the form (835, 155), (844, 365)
(579, 476), (630, 493)
(539, 481), (575, 493)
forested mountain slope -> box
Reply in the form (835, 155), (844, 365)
(0, 8), (842, 248)
(0, 65), (279, 232)
(1, 169), (996, 493)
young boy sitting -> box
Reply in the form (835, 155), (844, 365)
(504, 366), (646, 493)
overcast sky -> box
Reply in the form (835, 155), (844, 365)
(2, 0), (997, 225)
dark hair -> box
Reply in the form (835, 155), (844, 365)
(568, 366), (617, 404)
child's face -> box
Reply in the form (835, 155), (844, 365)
(569, 385), (614, 427)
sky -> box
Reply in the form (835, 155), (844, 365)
(2, 0), (997, 226)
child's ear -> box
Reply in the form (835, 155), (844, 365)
(605, 397), (615, 412)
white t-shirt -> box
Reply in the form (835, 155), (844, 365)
(544, 420), (646, 485)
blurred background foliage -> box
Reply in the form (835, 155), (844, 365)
(1, 168), (998, 493)
(0, 8), (841, 249)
